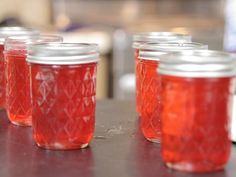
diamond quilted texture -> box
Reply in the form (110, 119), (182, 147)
(5, 52), (32, 125)
(31, 63), (97, 149)
(161, 76), (232, 172)
(140, 60), (161, 141)
(0, 45), (5, 107)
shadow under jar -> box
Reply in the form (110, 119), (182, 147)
(4, 35), (62, 126)
(27, 43), (100, 150)
(0, 27), (39, 110)
(158, 50), (236, 173)
(132, 32), (191, 116)
(138, 43), (207, 143)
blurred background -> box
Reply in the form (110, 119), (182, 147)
(0, 0), (232, 100)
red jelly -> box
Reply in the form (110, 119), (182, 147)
(133, 32), (191, 115)
(4, 35), (62, 126)
(5, 49), (31, 125)
(158, 50), (235, 172)
(27, 43), (99, 150)
(0, 27), (39, 109)
(0, 44), (4, 108)
(139, 59), (161, 142)
(138, 43), (206, 143)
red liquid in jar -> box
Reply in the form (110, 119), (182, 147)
(5, 50), (32, 126)
(0, 44), (5, 108)
(139, 59), (161, 142)
(30, 63), (97, 150)
(135, 48), (141, 114)
(160, 75), (232, 172)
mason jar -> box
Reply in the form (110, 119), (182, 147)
(158, 50), (236, 172)
(138, 43), (207, 143)
(4, 35), (62, 126)
(27, 43), (99, 150)
(0, 27), (39, 109)
(132, 32), (192, 115)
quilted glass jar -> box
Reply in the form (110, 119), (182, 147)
(132, 32), (191, 115)
(138, 43), (207, 143)
(4, 35), (62, 126)
(27, 43), (99, 150)
(158, 50), (236, 172)
(0, 27), (39, 109)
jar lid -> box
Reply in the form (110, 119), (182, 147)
(27, 43), (100, 65)
(4, 35), (63, 51)
(158, 50), (236, 77)
(0, 26), (39, 44)
(139, 42), (207, 61)
(132, 32), (191, 49)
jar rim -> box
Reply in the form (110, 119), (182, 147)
(132, 32), (191, 48)
(157, 50), (236, 77)
(4, 35), (63, 50)
(139, 42), (208, 61)
(0, 26), (39, 44)
(27, 43), (100, 65)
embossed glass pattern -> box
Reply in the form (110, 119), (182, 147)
(158, 50), (236, 172)
(4, 35), (62, 126)
(27, 43), (99, 150)
(5, 50), (32, 125)
(160, 76), (233, 172)
(138, 43), (206, 143)
(0, 45), (5, 108)
(139, 59), (161, 142)
(133, 32), (192, 115)
(0, 27), (39, 110)
(30, 63), (97, 150)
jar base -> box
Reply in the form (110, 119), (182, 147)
(166, 162), (225, 173)
(10, 120), (32, 127)
(8, 112), (32, 126)
(147, 138), (161, 143)
(36, 142), (89, 150)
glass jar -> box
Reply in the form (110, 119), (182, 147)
(27, 43), (99, 150)
(4, 35), (62, 126)
(158, 50), (236, 172)
(132, 32), (192, 115)
(138, 43), (207, 143)
(232, 96), (236, 142)
(0, 27), (39, 109)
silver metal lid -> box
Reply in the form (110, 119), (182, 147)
(4, 35), (63, 51)
(132, 32), (192, 49)
(27, 43), (100, 65)
(139, 42), (207, 61)
(158, 50), (236, 77)
(0, 26), (39, 44)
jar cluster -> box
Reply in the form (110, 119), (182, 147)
(0, 27), (235, 174)
(0, 27), (100, 150)
(133, 32), (236, 172)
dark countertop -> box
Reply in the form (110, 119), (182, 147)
(0, 100), (235, 177)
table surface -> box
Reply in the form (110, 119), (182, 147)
(0, 100), (235, 177)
